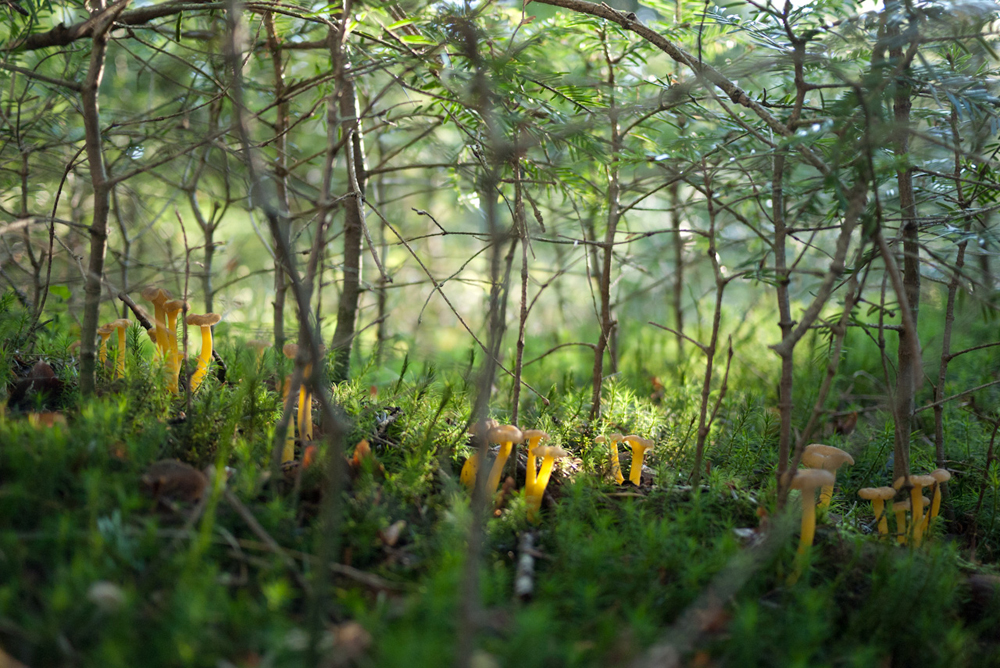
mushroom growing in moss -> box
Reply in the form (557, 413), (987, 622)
(923, 468), (952, 534)
(801, 444), (855, 508)
(460, 419), (498, 491)
(141, 286), (169, 357)
(528, 444), (569, 521)
(486, 424), (523, 495)
(521, 429), (549, 496)
(858, 486), (896, 536)
(97, 323), (115, 366)
(908, 474), (936, 547)
(111, 318), (131, 379)
(623, 435), (654, 486)
(892, 499), (910, 545)
(185, 313), (221, 392)
(595, 433), (625, 484)
(788, 468), (835, 584)
(163, 299), (188, 392)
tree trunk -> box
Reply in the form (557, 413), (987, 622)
(78, 7), (123, 395)
(330, 41), (367, 383)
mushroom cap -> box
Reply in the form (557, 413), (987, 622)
(186, 313), (222, 327)
(803, 443), (854, 469)
(468, 418), (499, 436)
(930, 468), (952, 483)
(595, 433), (623, 444)
(97, 323), (116, 335)
(623, 435), (654, 449)
(163, 299), (188, 313)
(801, 451), (829, 469)
(893, 499), (911, 511)
(141, 286), (169, 304)
(521, 429), (549, 443)
(248, 339), (271, 351)
(893, 477), (907, 490)
(282, 343), (299, 359)
(858, 486), (896, 501)
(911, 474), (937, 488)
(790, 468), (836, 490)
(532, 445), (569, 459)
(112, 318), (131, 329)
(488, 424), (523, 444)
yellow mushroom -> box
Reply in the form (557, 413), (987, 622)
(622, 435), (654, 486)
(185, 313), (221, 392)
(923, 468), (952, 534)
(908, 474), (936, 547)
(248, 339), (271, 365)
(460, 419), (498, 491)
(802, 444), (855, 508)
(528, 444), (569, 521)
(97, 323), (115, 366)
(141, 286), (170, 358)
(893, 498), (910, 545)
(163, 299), (188, 392)
(485, 424), (523, 495)
(521, 429), (549, 496)
(788, 468), (835, 584)
(111, 318), (131, 379)
(595, 433), (624, 484)
(280, 376), (295, 464)
(858, 487), (896, 536)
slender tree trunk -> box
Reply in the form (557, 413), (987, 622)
(891, 40), (919, 483)
(773, 152), (795, 495)
(266, 12), (289, 350)
(670, 180), (684, 362)
(79, 5), (126, 395)
(330, 28), (368, 382)
(590, 42), (620, 421)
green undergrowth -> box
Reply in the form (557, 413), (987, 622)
(4, 297), (1000, 666)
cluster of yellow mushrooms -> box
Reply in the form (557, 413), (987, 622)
(140, 287), (221, 393)
(790, 443), (953, 572)
(460, 422), (655, 521)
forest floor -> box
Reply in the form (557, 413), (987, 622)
(4, 298), (1000, 667)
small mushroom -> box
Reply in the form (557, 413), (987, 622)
(528, 444), (569, 521)
(908, 474), (936, 547)
(280, 376), (296, 463)
(111, 318), (131, 379)
(97, 323), (115, 366)
(485, 424), (523, 495)
(923, 468), (952, 533)
(622, 435), (654, 486)
(141, 286), (170, 357)
(185, 313), (222, 392)
(802, 444), (855, 508)
(163, 299), (188, 392)
(521, 429), (549, 496)
(790, 468), (836, 556)
(460, 419), (498, 491)
(595, 433), (625, 484)
(858, 487), (896, 536)
(460, 453), (479, 490)
(892, 499), (910, 545)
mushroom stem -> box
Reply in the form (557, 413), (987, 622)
(624, 436), (654, 486)
(798, 490), (817, 556)
(166, 310), (180, 392)
(281, 376), (296, 463)
(521, 430), (549, 497)
(894, 501), (908, 545)
(116, 324), (127, 379)
(527, 445), (568, 522)
(460, 453), (479, 491)
(98, 329), (112, 365)
(298, 363), (312, 443)
(597, 434), (624, 484)
(873, 499), (887, 535)
(190, 325), (213, 391)
(486, 441), (514, 494)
